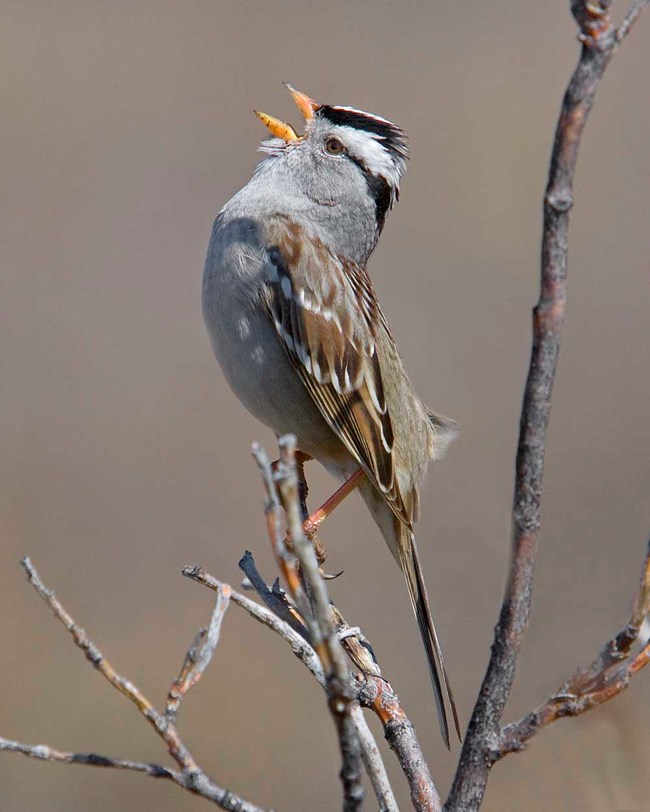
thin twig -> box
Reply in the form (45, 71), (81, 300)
(252, 441), (305, 605)
(182, 565), (326, 686)
(276, 436), (354, 691)
(574, 539), (650, 683)
(330, 604), (382, 681)
(329, 605), (440, 811)
(252, 437), (437, 810)
(166, 582), (231, 722)
(184, 564), (399, 812)
(0, 734), (269, 810)
(617, 0), (649, 39)
(350, 706), (399, 812)
(238, 550), (309, 639)
(359, 676), (441, 812)
(445, 3), (647, 809)
(17, 558), (269, 812)
(498, 639), (650, 755)
(253, 437), (364, 812)
(498, 539), (650, 755)
(20, 557), (191, 761)
(0, 737), (177, 782)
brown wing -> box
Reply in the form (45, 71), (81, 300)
(262, 217), (410, 526)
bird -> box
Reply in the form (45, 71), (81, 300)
(202, 84), (460, 745)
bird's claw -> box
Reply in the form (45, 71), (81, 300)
(320, 568), (344, 580)
(338, 626), (361, 641)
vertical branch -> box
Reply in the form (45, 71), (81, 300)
(359, 676), (441, 812)
(277, 437), (364, 812)
(253, 439), (364, 812)
(446, 3), (645, 809)
(350, 705), (399, 812)
(248, 436), (437, 809)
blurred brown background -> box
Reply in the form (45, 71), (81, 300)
(1, 2), (648, 810)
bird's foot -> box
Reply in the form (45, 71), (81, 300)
(320, 568), (344, 580)
(282, 525), (328, 566)
(302, 524), (328, 566)
(337, 626), (361, 641)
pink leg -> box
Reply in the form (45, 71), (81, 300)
(304, 468), (366, 538)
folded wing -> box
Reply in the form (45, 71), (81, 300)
(262, 217), (410, 526)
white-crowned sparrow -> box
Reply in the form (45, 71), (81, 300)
(202, 85), (459, 744)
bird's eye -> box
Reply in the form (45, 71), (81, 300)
(325, 137), (346, 155)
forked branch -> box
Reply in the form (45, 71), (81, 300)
(252, 438), (365, 812)
(446, 3), (648, 809)
(4, 558), (268, 812)
(250, 437), (442, 812)
(499, 540), (650, 756)
(184, 564), (401, 812)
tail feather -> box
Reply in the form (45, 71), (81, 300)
(357, 478), (460, 746)
(400, 532), (461, 748)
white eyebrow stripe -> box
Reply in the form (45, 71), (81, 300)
(333, 125), (403, 188)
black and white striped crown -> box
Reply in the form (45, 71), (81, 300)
(316, 105), (409, 163)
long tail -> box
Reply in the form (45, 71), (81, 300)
(399, 529), (461, 748)
(357, 478), (460, 745)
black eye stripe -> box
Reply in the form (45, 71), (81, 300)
(346, 153), (368, 173)
(346, 154), (392, 233)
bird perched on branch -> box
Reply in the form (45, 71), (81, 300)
(202, 84), (460, 745)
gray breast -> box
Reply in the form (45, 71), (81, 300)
(202, 214), (347, 464)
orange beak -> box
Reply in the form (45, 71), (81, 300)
(254, 84), (319, 142)
(253, 110), (298, 142)
(283, 83), (318, 120)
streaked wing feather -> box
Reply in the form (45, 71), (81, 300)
(263, 218), (407, 524)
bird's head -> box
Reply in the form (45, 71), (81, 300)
(253, 84), (408, 235)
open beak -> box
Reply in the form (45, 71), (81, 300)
(254, 84), (319, 143)
(253, 111), (298, 142)
(283, 83), (318, 120)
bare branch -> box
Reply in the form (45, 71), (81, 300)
(252, 438), (364, 812)
(350, 706), (399, 812)
(617, 0), (649, 39)
(251, 436), (439, 810)
(498, 539), (650, 755)
(445, 3), (648, 809)
(330, 604), (382, 681)
(359, 677), (441, 812)
(238, 550), (310, 639)
(0, 737), (177, 783)
(0, 734), (270, 810)
(21, 557), (165, 740)
(166, 582), (231, 722)
(276, 437), (353, 693)
(575, 539), (650, 682)
(184, 564), (399, 812)
(183, 565), (326, 686)
(327, 606), (438, 811)
(0, 736), (176, 777)
(17, 558), (269, 812)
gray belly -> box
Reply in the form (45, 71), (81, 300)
(203, 268), (349, 468)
